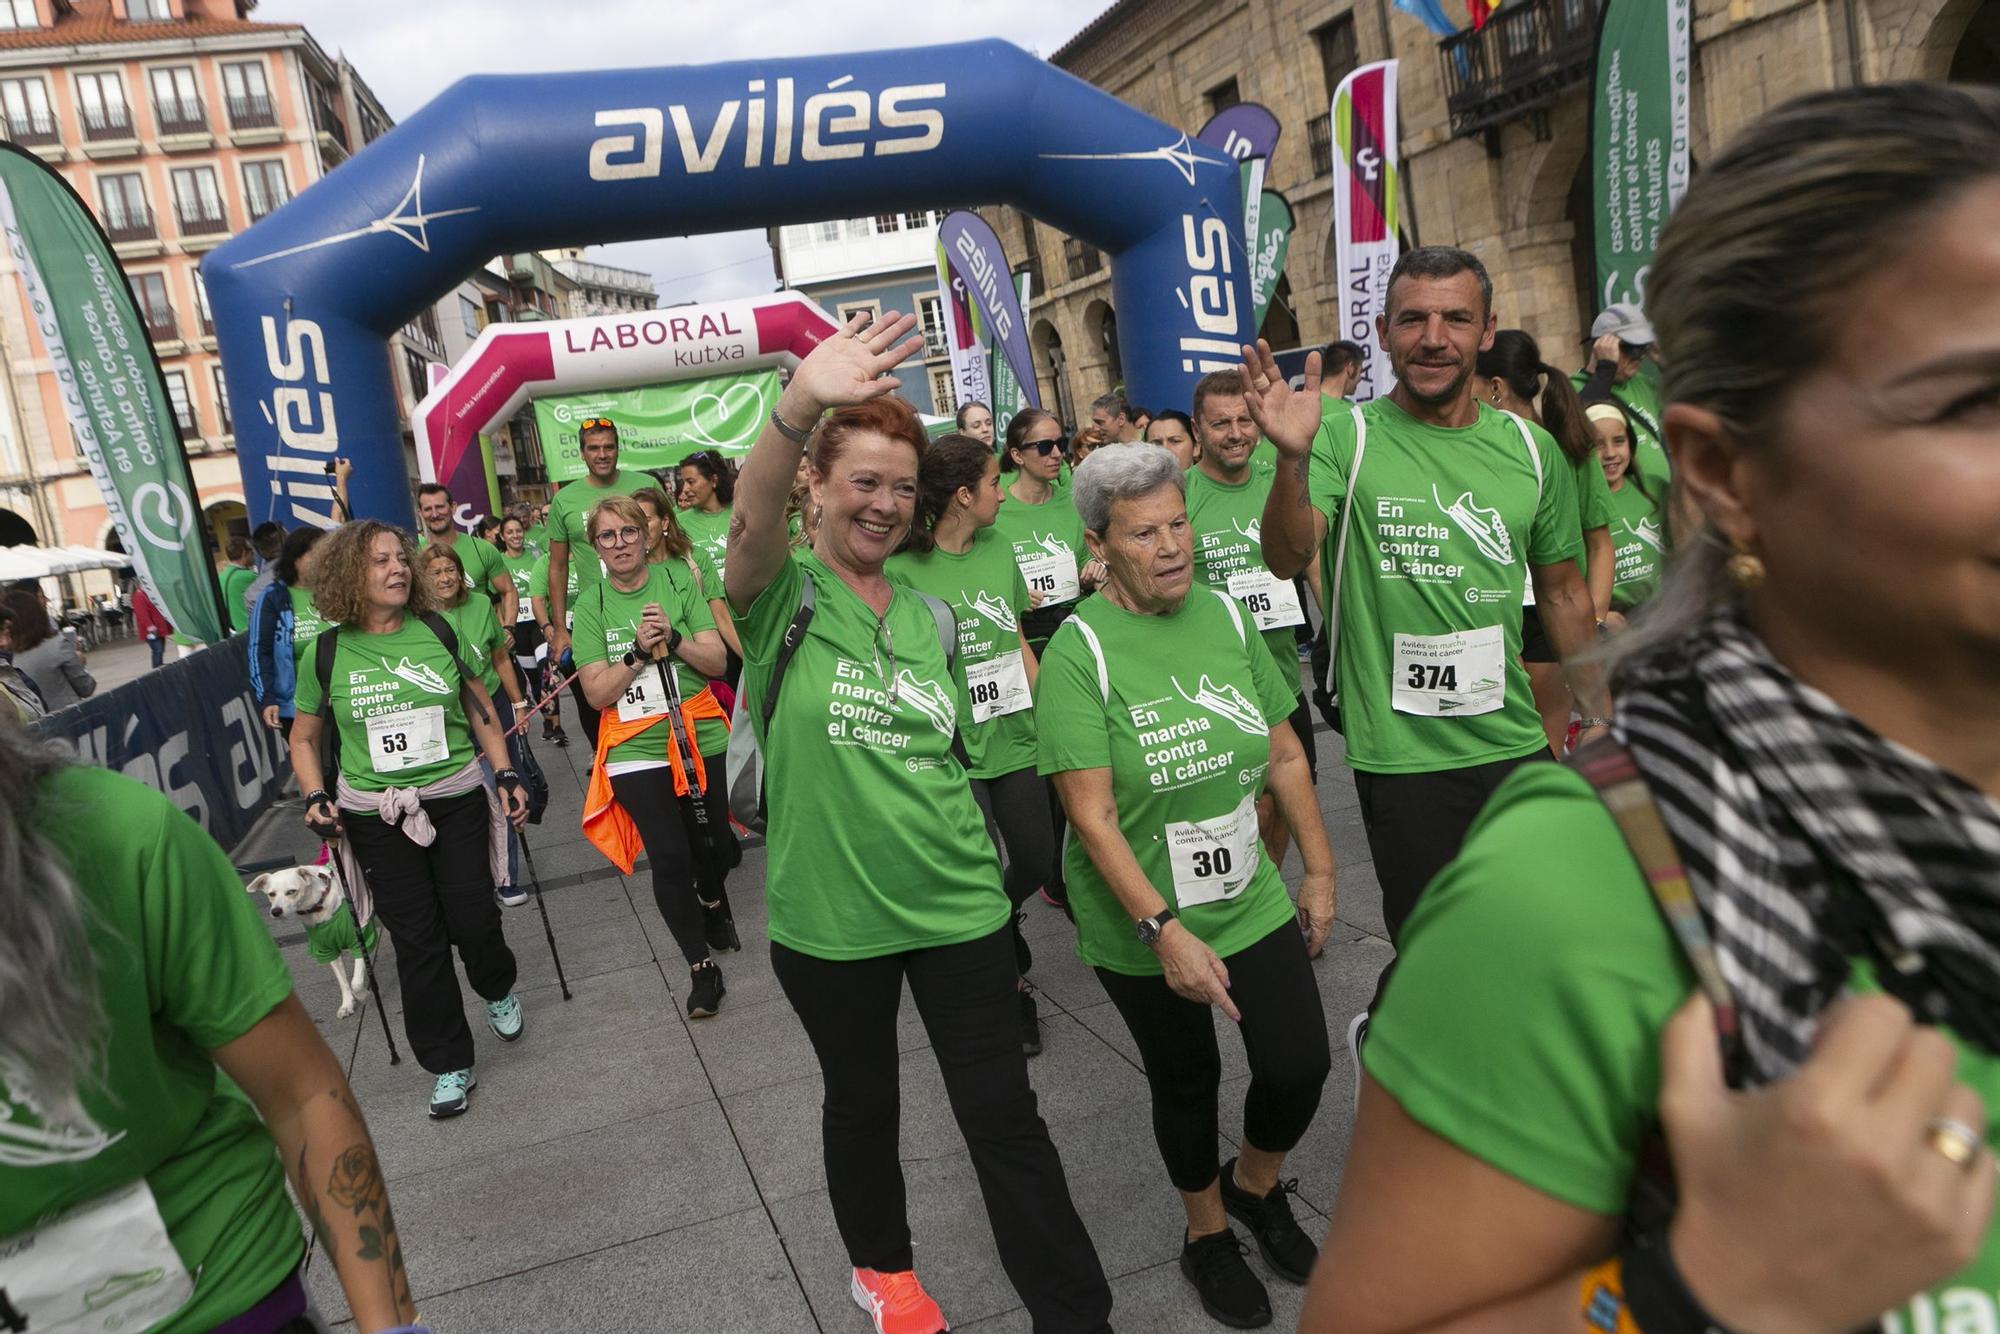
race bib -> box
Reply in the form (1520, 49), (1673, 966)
(615, 666), (673, 723)
(1017, 551), (1079, 605)
(1226, 569), (1305, 631)
(965, 651), (1031, 724)
(366, 705), (449, 774)
(1165, 794), (1261, 907)
(1391, 625), (1505, 717)
(515, 595), (536, 624)
(0, 1179), (195, 1334)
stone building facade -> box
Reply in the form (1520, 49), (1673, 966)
(986, 0), (1995, 424)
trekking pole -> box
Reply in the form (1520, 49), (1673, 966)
(652, 640), (719, 857)
(324, 843), (400, 1065)
(503, 666), (584, 741)
(512, 827), (572, 1000)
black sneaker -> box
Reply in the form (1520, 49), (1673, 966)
(550, 728), (568, 748)
(1012, 910), (1033, 976)
(1018, 986), (1043, 1058)
(702, 899), (741, 953)
(1219, 1159), (1317, 1284)
(1179, 1228), (1271, 1329)
(686, 961), (725, 1019)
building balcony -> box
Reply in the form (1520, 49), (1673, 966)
(1307, 111), (1333, 177)
(103, 207), (156, 244)
(4, 112), (58, 147)
(1439, 0), (1604, 139)
(141, 303), (177, 343)
(155, 99), (208, 139)
(245, 192), (286, 224)
(176, 205), (229, 237)
(226, 93), (277, 131)
(82, 109), (135, 142)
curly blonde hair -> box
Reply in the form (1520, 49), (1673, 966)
(414, 543), (470, 609)
(311, 521), (438, 627)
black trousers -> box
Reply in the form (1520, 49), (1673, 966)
(608, 766), (730, 966)
(567, 672), (601, 748)
(1096, 922), (1330, 1193)
(1285, 695), (1319, 784)
(343, 789), (516, 1074)
(771, 928), (1113, 1334)
(1352, 751), (1548, 944)
(971, 766), (1055, 910)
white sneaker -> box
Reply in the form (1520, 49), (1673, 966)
(1346, 1011), (1370, 1119)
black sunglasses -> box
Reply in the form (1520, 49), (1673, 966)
(1024, 440), (1066, 457)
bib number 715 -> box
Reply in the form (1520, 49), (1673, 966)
(1405, 663), (1458, 691)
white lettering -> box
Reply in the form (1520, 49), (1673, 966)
(802, 88), (869, 161)
(668, 101), (739, 174)
(589, 108), (664, 180)
(876, 82), (945, 155)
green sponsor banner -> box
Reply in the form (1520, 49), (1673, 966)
(1250, 189), (1294, 334)
(0, 146), (224, 642)
(535, 368), (780, 482)
(1590, 0), (1691, 310)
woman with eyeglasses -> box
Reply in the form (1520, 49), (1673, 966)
(725, 312), (1114, 1334)
(571, 495), (734, 1017)
(676, 450), (735, 589)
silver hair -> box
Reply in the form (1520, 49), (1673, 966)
(1072, 442), (1186, 536)
(0, 722), (106, 1127)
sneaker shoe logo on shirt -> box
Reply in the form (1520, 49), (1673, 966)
(1431, 485), (1513, 565)
(1624, 515), (1665, 553)
(1173, 673), (1269, 736)
(1035, 533), (1076, 563)
(895, 669), (958, 736)
(962, 590), (1018, 633)
(1232, 516), (1262, 545)
(381, 656), (452, 695)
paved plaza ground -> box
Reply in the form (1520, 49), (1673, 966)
(234, 707), (1390, 1333)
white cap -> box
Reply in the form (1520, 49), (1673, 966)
(1589, 303), (1656, 345)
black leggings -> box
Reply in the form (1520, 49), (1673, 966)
(568, 672), (601, 748)
(343, 789), (516, 1074)
(1095, 921), (1330, 1193)
(771, 928), (1113, 1333)
(608, 766), (731, 966)
(971, 767), (1055, 910)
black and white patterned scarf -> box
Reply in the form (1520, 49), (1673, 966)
(1613, 607), (2000, 1081)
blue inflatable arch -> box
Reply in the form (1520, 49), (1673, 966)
(205, 39), (1255, 530)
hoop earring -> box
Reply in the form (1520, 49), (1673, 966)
(1726, 549), (1766, 590)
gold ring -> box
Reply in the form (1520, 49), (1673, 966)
(1253, 375), (1271, 389)
(1926, 1117), (1983, 1168)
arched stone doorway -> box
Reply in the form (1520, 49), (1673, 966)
(1083, 300), (1122, 391)
(1033, 318), (1074, 429)
(1259, 273), (1301, 353)
(203, 498), (247, 561)
(1947, 0), (1998, 78)
(0, 507), (35, 548)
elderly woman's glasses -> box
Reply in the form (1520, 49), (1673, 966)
(592, 525), (645, 548)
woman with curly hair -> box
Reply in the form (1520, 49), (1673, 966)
(290, 521), (530, 1121)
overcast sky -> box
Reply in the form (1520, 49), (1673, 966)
(257, 0), (1092, 304)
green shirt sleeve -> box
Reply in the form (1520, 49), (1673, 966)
(78, 769), (295, 1049)
(676, 565), (717, 638)
(735, 549), (805, 667)
(529, 555), (550, 600)
(1526, 425), (1584, 567)
(569, 584), (612, 666)
(1366, 763), (1691, 1214)
(1034, 620), (1113, 775)
(292, 634), (326, 715)
(1577, 453), (1614, 531)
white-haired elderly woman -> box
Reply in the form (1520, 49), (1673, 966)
(1036, 441), (1338, 1328)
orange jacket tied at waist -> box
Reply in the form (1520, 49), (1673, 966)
(581, 684), (728, 874)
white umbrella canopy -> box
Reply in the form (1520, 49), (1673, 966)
(57, 544), (131, 569)
(0, 548), (47, 580)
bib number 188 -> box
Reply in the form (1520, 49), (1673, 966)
(968, 679), (1001, 707)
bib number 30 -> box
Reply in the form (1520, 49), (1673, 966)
(1165, 795), (1260, 908)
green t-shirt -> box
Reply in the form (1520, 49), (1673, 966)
(288, 585), (330, 655)
(305, 900), (379, 964)
(219, 564), (256, 632)
(570, 562), (725, 763)
(524, 523), (551, 557)
(1185, 461), (1305, 702)
(886, 528), (1037, 781)
(291, 616), (472, 792)
(438, 594), (507, 697)
(1368, 763), (2000, 1323)
(419, 532), (507, 602)
(528, 552), (581, 630)
(1571, 369), (1670, 491)
(676, 505), (732, 585)
(1, 767), (299, 1333)
(1308, 398), (1580, 774)
(1036, 588), (1299, 976)
(500, 549), (540, 627)
(990, 485), (1088, 621)
(545, 470), (656, 598)
(1607, 480), (1669, 611)
(736, 549), (1006, 960)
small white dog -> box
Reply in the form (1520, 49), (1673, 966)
(248, 864), (380, 1019)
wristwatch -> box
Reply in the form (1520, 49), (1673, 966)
(1135, 908), (1176, 947)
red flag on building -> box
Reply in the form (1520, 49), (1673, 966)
(1468, 0), (1500, 28)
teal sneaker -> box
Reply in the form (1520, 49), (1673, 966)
(486, 992), (524, 1042)
(429, 1068), (476, 1119)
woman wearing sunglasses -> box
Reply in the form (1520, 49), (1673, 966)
(995, 409), (1104, 658)
(676, 450), (736, 588)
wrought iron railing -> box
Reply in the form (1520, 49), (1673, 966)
(1307, 112), (1333, 177)
(1438, 0), (1603, 138)
(226, 93), (276, 130)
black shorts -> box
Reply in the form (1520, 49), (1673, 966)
(1285, 694), (1318, 783)
(1519, 604), (1557, 664)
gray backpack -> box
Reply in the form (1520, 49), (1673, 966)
(725, 578), (961, 835)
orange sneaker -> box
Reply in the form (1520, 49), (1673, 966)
(850, 1267), (949, 1334)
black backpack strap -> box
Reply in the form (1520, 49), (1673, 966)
(418, 609), (492, 728)
(913, 590), (972, 771)
(758, 575), (816, 738)
(314, 625), (342, 782)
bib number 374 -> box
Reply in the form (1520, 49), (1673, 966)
(1390, 625), (1505, 717)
